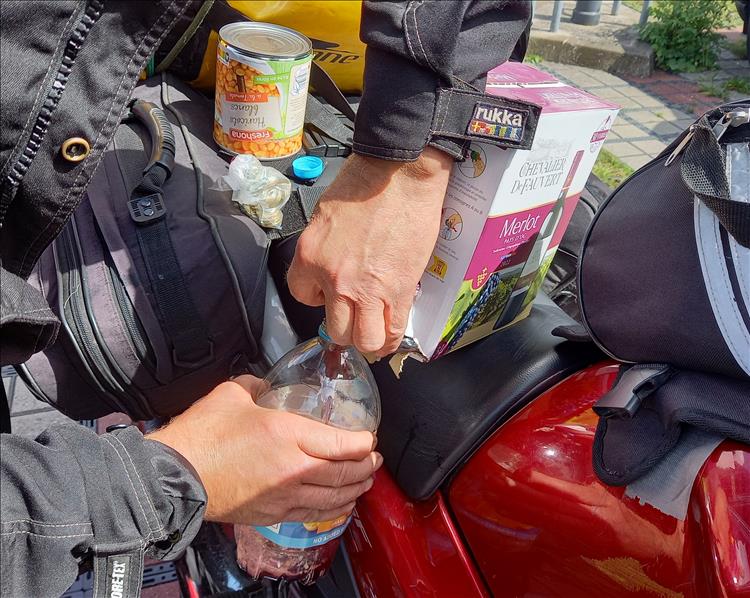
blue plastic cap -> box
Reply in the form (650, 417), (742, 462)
(292, 155), (325, 180)
(318, 322), (331, 342)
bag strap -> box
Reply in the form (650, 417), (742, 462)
(125, 101), (214, 369)
(681, 115), (750, 248)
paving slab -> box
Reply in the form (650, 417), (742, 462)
(603, 140), (643, 158)
(622, 154), (652, 169)
(632, 139), (668, 155)
(612, 123), (649, 139)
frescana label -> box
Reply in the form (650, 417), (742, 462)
(255, 515), (350, 549)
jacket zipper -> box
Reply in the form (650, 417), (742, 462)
(0, 0), (104, 217)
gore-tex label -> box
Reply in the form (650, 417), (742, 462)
(105, 555), (131, 598)
(467, 102), (528, 144)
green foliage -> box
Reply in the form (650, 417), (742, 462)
(640, 0), (733, 72)
(699, 82), (728, 99)
(623, 0), (645, 11)
(592, 150), (634, 190)
(699, 76), (750, 99)
(726, 76), (750, 94)
(524, 53), (543, 65)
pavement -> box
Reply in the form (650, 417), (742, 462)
(540, 60), (695, 169)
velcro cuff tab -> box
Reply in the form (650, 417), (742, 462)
(431, 88), (541, 151)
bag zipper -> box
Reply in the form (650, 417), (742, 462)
(96, 224), (158, 374)
(54, 222), (131, 413)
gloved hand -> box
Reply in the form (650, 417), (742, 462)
(147, 375), (382, 525)
(287, 146), (452, 355)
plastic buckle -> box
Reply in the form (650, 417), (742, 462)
(128, 193), (165, 224)
(593, 364), (673, 419)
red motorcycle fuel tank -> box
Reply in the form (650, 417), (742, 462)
(448, 363), (750, 597)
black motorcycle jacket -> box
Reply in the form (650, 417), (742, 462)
(0, 1), (530, 596)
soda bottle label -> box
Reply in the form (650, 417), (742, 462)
(254, 515), (351, 549)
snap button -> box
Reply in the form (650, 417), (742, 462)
(61, 137), (91, 162)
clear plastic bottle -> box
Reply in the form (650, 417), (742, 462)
(235, 325), (380, 585)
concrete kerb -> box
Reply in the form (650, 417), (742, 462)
(528, 30), (654, 78)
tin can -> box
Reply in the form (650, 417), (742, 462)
(214, 22), (312, 160)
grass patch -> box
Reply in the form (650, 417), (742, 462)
(699, 76), (750, 99)
(623, 0), (644, 11)
(593, 149), (635, 189)
(726, 76), (750, 94)
(524, 53), (543, 65)
(699, 82), (729, 99)
(724, 36), (748, 59)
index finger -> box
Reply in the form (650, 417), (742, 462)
(296, 420), (376, 461)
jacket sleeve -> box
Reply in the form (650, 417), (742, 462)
(355, 0), (532, 161)
(1, 424), (206, 598)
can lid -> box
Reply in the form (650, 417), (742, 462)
(292, 156), (325, 180)
(220, 22), (312, 60)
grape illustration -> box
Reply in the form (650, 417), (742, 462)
(434, 271), (501, 358)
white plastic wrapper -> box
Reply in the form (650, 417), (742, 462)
(223, 155), (291, 229)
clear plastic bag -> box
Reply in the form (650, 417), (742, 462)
(223, 154), (291, 229)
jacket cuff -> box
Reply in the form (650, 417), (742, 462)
(106, 428), (207, 560)
(353, 46), (437, 161)
(140, 437), (207, 559)
(353, 48), (541, 163)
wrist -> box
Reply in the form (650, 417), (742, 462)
(352, 145), (453, 179)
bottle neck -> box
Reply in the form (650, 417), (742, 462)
(318, 323), (352, 351)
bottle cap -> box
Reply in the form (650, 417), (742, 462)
(292, 155), (325, 181)
(318, 322), (332, 342)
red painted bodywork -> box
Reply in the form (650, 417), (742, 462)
(347, 363), (750, 597)
(450, 363), (750, 597)
(344, 467), (489, 598)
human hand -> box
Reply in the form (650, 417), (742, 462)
(147, 375), (382, 525)
(287, 146), (452, 355)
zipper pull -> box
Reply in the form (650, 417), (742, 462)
(665, 126), (694, 167)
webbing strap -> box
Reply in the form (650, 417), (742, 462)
(305, 95), (354, 146)
(131, 168), (213, 368)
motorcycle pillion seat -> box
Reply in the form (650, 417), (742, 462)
(268, 238), (604, 501)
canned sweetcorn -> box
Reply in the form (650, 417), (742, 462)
(214, 23), (312, 160)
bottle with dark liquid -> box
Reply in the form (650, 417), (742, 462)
(235, 325), (380, 585)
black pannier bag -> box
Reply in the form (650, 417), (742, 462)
(19, 74), (270, 420)
(575, 100), (750, 485)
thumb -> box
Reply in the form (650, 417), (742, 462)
(228, 375), (268, 400)
(296, 420), (375, 461)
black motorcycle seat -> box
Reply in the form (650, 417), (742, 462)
(268, 236), (604, 501)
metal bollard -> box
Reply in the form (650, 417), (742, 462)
(550, 0), (564, 32)
(612, 0), (621, 15)
(572, 0), (603, 26)
(639, 0), (652, 27)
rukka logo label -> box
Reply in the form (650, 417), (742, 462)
(467, 103), (528, 143)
